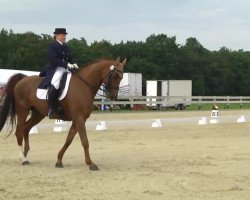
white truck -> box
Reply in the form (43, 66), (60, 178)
(95, 73), (142, 99)
(146, 80), (192, 110)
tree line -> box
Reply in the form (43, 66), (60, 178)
(0, 28), (250, 96)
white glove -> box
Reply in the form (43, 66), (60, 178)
(73, 63), (79, 69)
(67, 63), (75, 69)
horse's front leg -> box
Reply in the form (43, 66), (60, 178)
(55, 123), (77, 168)
(74, 118), (99, 171)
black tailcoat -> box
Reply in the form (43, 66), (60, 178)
(39, 41), (74, 89)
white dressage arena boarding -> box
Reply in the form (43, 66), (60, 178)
(0, 114), (249, 134)
(24, 114), (248, 134)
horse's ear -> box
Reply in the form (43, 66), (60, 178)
(122, 58), (127, 66)
(115, 57), (120, 63)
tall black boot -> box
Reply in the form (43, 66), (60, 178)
(47, 85), (58, 119)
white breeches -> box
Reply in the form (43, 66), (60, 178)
(51, 67), (69, 89)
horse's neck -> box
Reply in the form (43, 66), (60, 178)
(77, 60), (113, 97)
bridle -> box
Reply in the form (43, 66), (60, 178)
(105, 65), (124, 93)
(75, 64), (124, 97)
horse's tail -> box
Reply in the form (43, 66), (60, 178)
(0, 73), (26, 133)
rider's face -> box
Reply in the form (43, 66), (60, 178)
(55, 34), (67, 43)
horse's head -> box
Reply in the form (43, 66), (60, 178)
(102, 57), (126, 100)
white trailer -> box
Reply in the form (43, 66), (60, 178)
(146, 80), (192, 109)
(118, 73), (142, 97)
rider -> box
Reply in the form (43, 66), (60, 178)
(40, 28), (78, 118)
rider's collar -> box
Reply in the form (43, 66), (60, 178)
(56, 40), (64, 45)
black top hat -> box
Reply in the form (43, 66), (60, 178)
(54, 28), (68, 34)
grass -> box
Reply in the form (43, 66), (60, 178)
(92, 103), (250, 114)
(186, 103), (250, 111)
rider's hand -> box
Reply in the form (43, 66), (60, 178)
(73, 63), (79, 69)
(67, 63), (75, 69)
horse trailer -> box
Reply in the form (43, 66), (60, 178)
(146, 80), (192, 110)
(118, 73), (142, 97)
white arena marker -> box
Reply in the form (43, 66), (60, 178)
(151, 119), (162, 128)
(96, 121), (107, 131)
(54, 120), (67, 132)
(210, 109), (219, 124)
(198, 117), (207, 125)
(29, 126), (38, 134)
(237, 115), (246, 123)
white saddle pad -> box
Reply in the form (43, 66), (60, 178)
(36, 72), (72, 100)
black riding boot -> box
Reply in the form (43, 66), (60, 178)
(47, 85), (58, 119)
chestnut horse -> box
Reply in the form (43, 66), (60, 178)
(0, 57), (126, 171)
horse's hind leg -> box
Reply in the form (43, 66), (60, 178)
(15, 105), (30, 165)
(23, 109), (45, 158)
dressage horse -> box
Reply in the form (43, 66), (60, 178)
(0, 57), (126, 171)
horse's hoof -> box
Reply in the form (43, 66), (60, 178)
(89, 164), (99, 171)
(55, 163), (64, 168)
(22, 160), (30, 165)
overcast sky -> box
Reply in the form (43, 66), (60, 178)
(0, 0), (249, 50)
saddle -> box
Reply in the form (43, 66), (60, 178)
(36, 72), (72, 101)
(36, 71), (72, 120)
